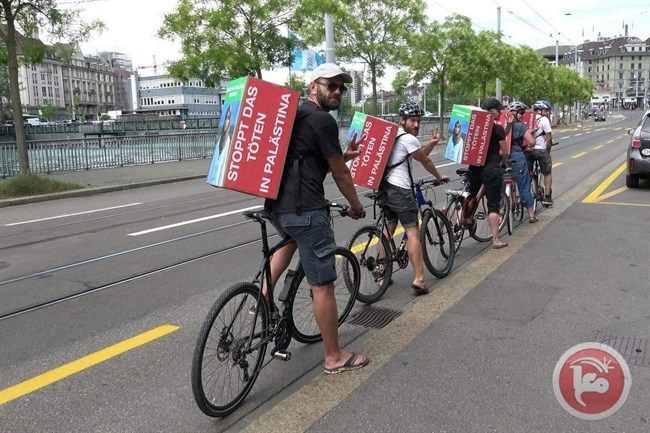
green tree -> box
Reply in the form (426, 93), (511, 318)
(297, 0), (426, 116)
(0, 0), (103, 174)
(65, 95), (80, 120)
(158, 0), (297, 86)
(401, 14), (477, 133)
(38, 98), (55, 120)
(284, 73), (308, 96)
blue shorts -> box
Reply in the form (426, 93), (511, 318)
(272, 207), (337, 286)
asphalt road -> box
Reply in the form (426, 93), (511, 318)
(0, 111), (649, 432)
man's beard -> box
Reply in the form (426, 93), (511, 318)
(316, 87), (341, 111)
(403, 122), (419, 136)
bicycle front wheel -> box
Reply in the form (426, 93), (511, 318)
(347, 225), (393, 304)
(288, 247), (360, 344)
(191, 282), (268, 418)
(421, 208), (455, 278)
(445, 197), (465, 252)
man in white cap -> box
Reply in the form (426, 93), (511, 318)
(264, 63), (369, 374)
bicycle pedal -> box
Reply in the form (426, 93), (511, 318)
(272, 350), (292, 361)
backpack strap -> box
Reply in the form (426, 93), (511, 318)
(287, 104), (319, 215)
(379, 132), (416, 194)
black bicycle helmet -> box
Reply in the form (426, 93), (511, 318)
(398, 100), (424, 117)
(481, 98), (503, 111)
(506, 101), (528, 112)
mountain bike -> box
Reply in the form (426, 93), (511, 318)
(346, 179), (454, 305)
(444, 168), (508, 252)
(191, 203), (361, 417)
(502, 164), (524, 235)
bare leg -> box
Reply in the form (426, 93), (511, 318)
(544, 172), (553, 196)
(263, 242), (297, 297)
(404, 225), (426, 288)
(312, 283), (368, 370)
(489, 211), (507, 248)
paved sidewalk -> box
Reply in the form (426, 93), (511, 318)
(0, 158), (211, 207)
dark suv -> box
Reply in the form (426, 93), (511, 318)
(626, 110), (650, 188)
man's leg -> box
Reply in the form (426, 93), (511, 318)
(263, 242), (297, 297)
(404, 225), (426, 289)
(312, 283), (368, 370)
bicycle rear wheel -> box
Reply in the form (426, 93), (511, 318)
(469, 195), (492, 242)
(421, 208), (455, 278)
(288, 247), (360, 344)
(191, 282), (268, 418)
(347, 225), (393, 304)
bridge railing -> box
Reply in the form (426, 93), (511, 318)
(1, 131), (218, 178)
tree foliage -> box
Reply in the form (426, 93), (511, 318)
(297, 0), (426, 116)
(0, 0), (103, 174)
(158, 0), (298, 86)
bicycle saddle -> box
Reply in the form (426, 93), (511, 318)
(243, 209), (272, 221)
(456, 168), (470, 176)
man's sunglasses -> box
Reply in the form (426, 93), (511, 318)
(517, 109), (526, 115)
(315, 80), (348, 94)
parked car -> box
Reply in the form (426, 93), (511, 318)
(594, 111), (606, 121)
(626, 109), (650, 188)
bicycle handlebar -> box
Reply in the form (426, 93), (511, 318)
(414, 178), (447, 188)
(329, 201), (366, 219)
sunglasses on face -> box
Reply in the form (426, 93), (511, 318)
(315, 80), (347, 94)
(517, 109), (526, 115)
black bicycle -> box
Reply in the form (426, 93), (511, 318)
(347, 179), (454, 304)
(191, 203), (361, 417)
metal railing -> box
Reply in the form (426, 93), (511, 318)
(1, 131), (217, 178)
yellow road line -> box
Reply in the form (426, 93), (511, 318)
(0, 324), (179, 405)
(349, 226), (405, 254)
(594, 186), (628, 201)
(593, 145), (604, 150)
(552, 161), (563, 168)
(582, 163), (627, 203)
(572, 152), (588, 159)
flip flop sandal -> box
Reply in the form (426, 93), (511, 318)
(529, 216), (539, 223)
(324, 352), (369, 375)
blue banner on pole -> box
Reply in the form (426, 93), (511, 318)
(289, 32), (325, 72)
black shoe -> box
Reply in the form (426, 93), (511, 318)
(541, 195), (553, 207)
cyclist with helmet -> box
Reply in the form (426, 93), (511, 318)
(504, 101), (538, 223)
(378, 100), (449, 295)
(530, 100), (554, 207)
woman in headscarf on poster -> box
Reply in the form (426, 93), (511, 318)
(444, 120), (464, 163)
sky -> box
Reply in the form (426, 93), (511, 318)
(64, 0), (650, 88)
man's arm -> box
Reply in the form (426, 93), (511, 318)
(411, 149), (449, 182)
(546, 131), (553, 153)
(327, 155), (364, 218)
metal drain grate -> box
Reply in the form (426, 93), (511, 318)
(595, 332), (650, 367)
(347, 306), (402, 329)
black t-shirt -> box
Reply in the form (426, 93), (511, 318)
(485, 122), (506, 164)
(266, 101), (343, 214)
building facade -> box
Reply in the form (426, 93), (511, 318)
(132, 69), (224, 119)
(558, 35), (650, 107)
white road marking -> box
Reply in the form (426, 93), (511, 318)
(128, 205), (263, 236)
(5, 203), (142, 226)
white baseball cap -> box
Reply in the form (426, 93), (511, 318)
(310, 63), (353, 83)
